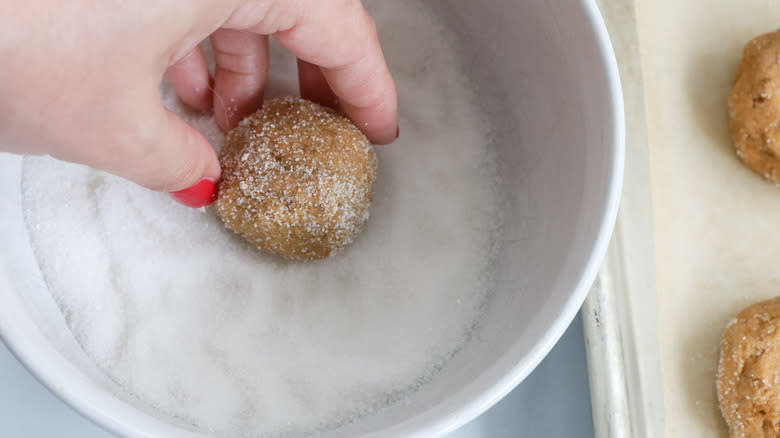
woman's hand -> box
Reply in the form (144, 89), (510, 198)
(0, 0), (398, 207)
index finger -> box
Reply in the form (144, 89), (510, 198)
(272, 1), (398, 144)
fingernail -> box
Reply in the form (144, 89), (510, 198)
(170, 178), (218, 208)
(395, 125), (400, 139)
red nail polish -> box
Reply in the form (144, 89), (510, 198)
(170, 178), (218, 208)
(395, 125), (400, 139)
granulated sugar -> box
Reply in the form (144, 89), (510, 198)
(21, 1), (502, 437)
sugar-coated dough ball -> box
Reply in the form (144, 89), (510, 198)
(717, 295), (780, 438)
(729, 29), (780, 184)
(216, 97), (377, 261)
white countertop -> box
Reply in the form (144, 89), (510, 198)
(0, 315), (593, 437)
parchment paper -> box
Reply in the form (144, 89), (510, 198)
(636, 1), (780, 436)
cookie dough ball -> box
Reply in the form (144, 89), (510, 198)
(729, 29), (780, 184)
(215, 97), (377, 261)
(717, 295), (780, 438)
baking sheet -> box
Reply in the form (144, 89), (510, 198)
(583, 1), (664, 437)
(634, 1), (780, 436)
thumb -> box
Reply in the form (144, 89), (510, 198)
(106, 107), (221, 208)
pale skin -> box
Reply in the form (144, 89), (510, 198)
(0, 0), (398, 205)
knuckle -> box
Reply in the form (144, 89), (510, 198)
(129, 115), (205, 193)
(214, 50), (258, 77)
(362, 10), (378, 39)
(341, 62), (392, 110)
(161, 124), (206, 192)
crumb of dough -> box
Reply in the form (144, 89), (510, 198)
(215, 97), (377, 260)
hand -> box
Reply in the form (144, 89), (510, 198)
(0, 0), (398, 207)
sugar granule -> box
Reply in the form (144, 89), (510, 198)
(21, 1), (502, 437)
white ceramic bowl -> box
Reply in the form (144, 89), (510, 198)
(0, 0), (623, 436)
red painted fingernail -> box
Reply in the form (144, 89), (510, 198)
(396, 125), (400, 139)
(170, 178), (218, 208)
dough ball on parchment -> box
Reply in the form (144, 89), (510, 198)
(718, 295), (780, 438)
(729, 29), (780, 184)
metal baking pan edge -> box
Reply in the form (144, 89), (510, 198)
(584, 1), (664, 437)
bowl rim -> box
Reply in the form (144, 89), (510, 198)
(378, 0), (626, 435)
(0, 0), (625, 436)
